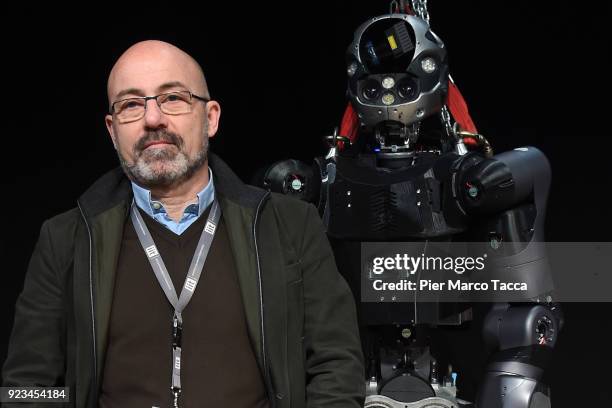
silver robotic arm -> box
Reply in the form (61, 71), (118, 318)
(476, 302), (562, 408)
(456, 146), (563, 408)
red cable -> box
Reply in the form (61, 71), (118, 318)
(338, 102), (359, 150)
(447, 81), (478, 134)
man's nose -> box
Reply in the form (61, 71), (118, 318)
(143, 98), (168, 128)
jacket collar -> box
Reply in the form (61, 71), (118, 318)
(77, 152), (267, 218)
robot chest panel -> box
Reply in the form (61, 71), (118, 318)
(325, 158), (466, 240)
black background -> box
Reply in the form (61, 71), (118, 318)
(1, 1), (611, 405)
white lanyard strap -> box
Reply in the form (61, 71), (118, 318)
(130, 200), (221, 407)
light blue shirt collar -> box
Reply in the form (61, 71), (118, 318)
(131, 168), (215, 235)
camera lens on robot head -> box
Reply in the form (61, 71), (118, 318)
(362, 79), (382, 100)
(397, 77), (417, 100)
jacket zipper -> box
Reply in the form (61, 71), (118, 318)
(253, 191), (277, 406)
(77, 201), (97, 405)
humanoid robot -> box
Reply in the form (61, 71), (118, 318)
(257, 2), (563, 407)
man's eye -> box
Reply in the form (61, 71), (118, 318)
(163, 93), (189, 103)
(116, 100), (143, 112)
(124, 100), (144, 109)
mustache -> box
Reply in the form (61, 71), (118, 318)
(134, 130), (184, 154)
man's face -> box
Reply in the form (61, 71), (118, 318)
(105, 43), (220, 188)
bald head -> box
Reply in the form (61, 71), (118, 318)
(107, 40), (209, 107)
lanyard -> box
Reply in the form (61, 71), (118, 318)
(130, 199), (221, 408)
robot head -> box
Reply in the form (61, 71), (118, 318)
(346, 14), (449, 147)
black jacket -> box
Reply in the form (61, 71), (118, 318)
(2, 153), (365, 408)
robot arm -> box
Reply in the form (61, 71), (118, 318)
(458, 146), (550, 223)
(456, 146), (556, 299)
(476, 301), (563, 408)
(454, 146), (563, 407)
(482, 303), (562, 351)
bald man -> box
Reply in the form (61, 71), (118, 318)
(2, 41), (364, 408)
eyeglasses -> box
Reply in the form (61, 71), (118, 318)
(110, 90), (210, 124)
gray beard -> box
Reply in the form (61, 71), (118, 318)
(117, 125), (209, 189)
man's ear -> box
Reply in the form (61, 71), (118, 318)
(105, 114), (118, 149)
(205, 101), (221, 139)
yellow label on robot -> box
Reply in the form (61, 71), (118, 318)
(387, 35), (398, 50)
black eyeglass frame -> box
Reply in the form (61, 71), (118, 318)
(109, 90), (210, 116)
